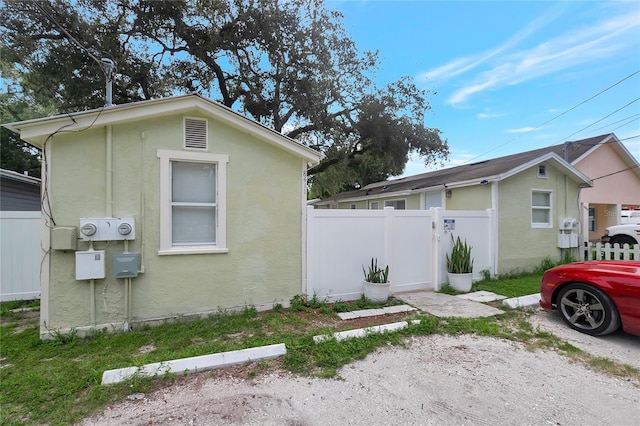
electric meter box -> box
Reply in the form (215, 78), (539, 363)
(558, 234), (579, 248)
(51, 226), (78, 251)
(79, 218), (135, 241)
(113, 253), (139, 278)
(75, 250), (106, 280)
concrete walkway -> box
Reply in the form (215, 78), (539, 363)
(396, 291), (505, 318)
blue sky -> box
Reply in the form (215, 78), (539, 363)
(326, 0), (640, 177)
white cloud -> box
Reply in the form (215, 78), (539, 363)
(477, 113), (503, 119)
(428, 6), (640, 105)
(507, 127), (537, 133)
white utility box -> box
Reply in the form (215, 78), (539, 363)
(75, 250), (106, 280)
(79, 218), (135, 241)
(558, 234), (579, 248)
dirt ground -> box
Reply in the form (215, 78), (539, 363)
(82, 332), (640, 426)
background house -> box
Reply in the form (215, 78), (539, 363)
(543, 134), (640, 242)
(4, 94), (322, 338)
(0, 169), (41, 301)
(313, 148), (593, 274)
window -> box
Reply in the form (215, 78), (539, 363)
(425, 191), (443, 209)
(157, 150), (228, 254)
(588, 207), (596, 232)
(369, 202), (379, 210)
(537, 164), (547, 179)
(350, 204), (356, 209)
(384, 199), (406, 210)
(531, 190), (552, 228)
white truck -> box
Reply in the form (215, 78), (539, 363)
(601, 223), (640, 246)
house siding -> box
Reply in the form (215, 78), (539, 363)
(0, 178), (40, 211)
(497, 164), (580, 273)
(44, 113), (304, 331)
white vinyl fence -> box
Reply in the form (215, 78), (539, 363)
(0, 212), (41, 301)
(306, 207), (495, 302)
(582, 242), (639, 261)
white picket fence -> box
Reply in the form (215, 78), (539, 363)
(306, 207), (495, 302)
(0, 211), (41, 301)
(582, 242), (639, 261)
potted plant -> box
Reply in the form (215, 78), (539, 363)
(362, 257), (390, 302)
(446, 235), (474, 292)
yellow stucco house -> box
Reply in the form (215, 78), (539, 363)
(4, 94), (322, 339)
(313, 144), (597, 273)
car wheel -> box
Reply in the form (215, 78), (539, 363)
(557, 283), (620, 336)
(609, 236), (637, 246)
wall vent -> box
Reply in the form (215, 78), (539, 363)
(184, 118), (208, 150)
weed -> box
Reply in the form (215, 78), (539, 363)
(3, 276), (639, 425)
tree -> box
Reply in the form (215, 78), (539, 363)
(1, 0), (448, 196)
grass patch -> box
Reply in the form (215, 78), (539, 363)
(2, 287), (638, 425)
(472, 275), (541, 298)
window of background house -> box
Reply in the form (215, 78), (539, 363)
(384, 199), (406, 210)
(350, 204), (356, 209)
(589, 207), (596, 232)
(158, 150), (228, 254)
(369, 201), (379, 210)
(425, 191), (443, 209)
(531, 190), (552, 228)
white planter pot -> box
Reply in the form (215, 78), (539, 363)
(363, 280), (391, 302)
(447, 273), (473, 293)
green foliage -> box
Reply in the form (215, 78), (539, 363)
(438, 284), (462, 295)
(362, 258), (389, 283)
(446, 236), (473, 274)
(3, 288), (639, 425)
(472, 275), (541, 299)
(2, 0), (448, 199)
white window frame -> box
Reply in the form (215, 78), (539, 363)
(588, 207), (596, 232)
(157, 149), (229, 255)
(424, 191), (443, 209)
(537, 164), (547, 179)
(369, 201), (379, 210)
(384, 198), (406, 210)
(531, 189), (553, 228)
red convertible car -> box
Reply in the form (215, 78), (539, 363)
(540, 261), (640, 336)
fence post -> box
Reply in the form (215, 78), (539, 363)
(487, 208), (497, 278)
(304, 206), (315, 296)
(431, 207), (442, 291)
(384, 206), (395, 288)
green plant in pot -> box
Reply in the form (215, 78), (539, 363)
(446, 235), (474, 292)
(362, 257), (390, 302)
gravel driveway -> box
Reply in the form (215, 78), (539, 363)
(83, 332), (640, 426)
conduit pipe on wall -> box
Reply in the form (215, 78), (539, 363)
(138, 131), (146, 274)
(106, 125), (113, 217)
(90, 279), (96, 326)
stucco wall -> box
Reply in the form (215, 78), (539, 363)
(576, 143), (640, 205)
(497, 164), (581, 274)
(44, 113), (304, 332)
(445, 185), (492, 210)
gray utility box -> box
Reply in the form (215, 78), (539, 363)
(113, 253), (139, 278)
